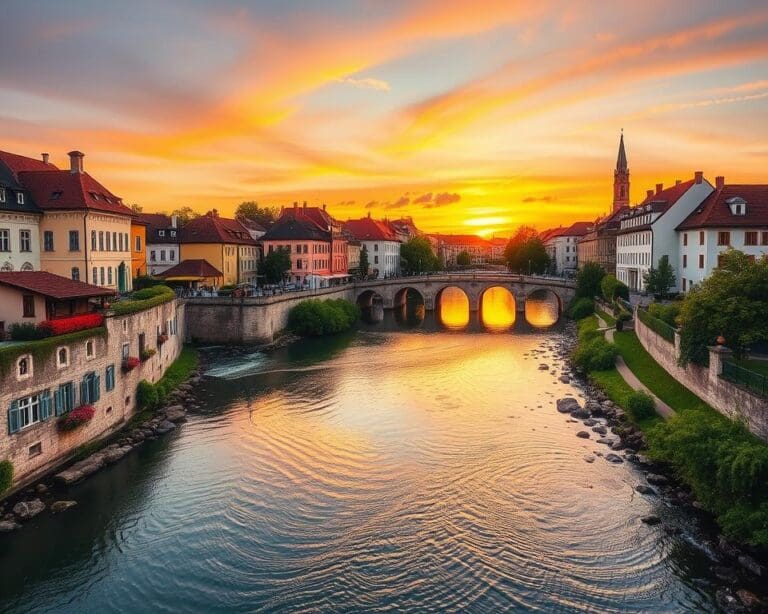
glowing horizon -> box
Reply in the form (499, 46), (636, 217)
(2, 1), (767, 237)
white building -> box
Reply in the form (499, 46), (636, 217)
(139, 213), (181, 276)
(616, 173), (713, 292)
(541, 222), (591, 274)
(677, 177), (768, 292)
(343, 215), (401, 278)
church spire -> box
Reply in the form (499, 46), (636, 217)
(613, 130), (630, 211)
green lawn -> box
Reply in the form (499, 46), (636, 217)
(595, 308), (616, 327)
(612, 331), (707, 413)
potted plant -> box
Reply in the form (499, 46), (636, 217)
(140, 348), (156, 361)
(157, 333), (169, 345)
(122, 356), (140, 372)
(58, 405), (95, 432)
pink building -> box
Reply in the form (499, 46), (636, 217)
(259, 203), (348, 286)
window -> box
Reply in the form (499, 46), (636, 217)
(99, 231), (104, 251)
(55, 382), (75, 416)
(717, 231), (730, 246)
(69, 230), (80, 251)
(122, 342), (130, 360)
(93, 267), (98, 284)
(86, 339), (95, 359)
(80, 372), (100, 404)
(44, 231), (54, 251)
(105, 365), (115, 392)
(17, 229), (30, 252)
(16, 193), (24, 205)
(158, 230), (165, 237)
(0, 188), (4, 202)
(7, 391), (51, 433)
(29, 442), (42, 457)
(699, 231), (704, 246)
(23, 294), (35, 317)
(169, 251), (175, 261)
(160, 249), (166, 261)
(71, 267), (80, 281)
(135, 236), (142, 252)
(106, 232), (112, 251)
(150, 250), (156, 262)
(763, 232), (768, 246)
(100, 267), (105, 286)
(57, 347), (69, 368)
(91, 230), (97, 250)
(682, 255), (687, 268)
(17, 355), (32, 379)
(699, 254), (704, 269)
(374, 255), (379, 264)
(170, 230), (176, 237)
(112, 232), (117, 251)
(122, 319), (128, 333)
(107, 267), (113, 285)
(0, 229), (9, 251)
(745, 231), (758, 246)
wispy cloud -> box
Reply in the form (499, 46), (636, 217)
(336, 76), (391, 91)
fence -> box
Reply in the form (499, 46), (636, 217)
(636, 306), (676, 344)
(722, 361), (768, 399)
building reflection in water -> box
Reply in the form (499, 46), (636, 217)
(394, 289), (425, 328)
(524, 289), (559, 328)
(480, 286), (516, 332)
(438, 287), (470, 330)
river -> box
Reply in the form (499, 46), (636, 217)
(0, 291), (723, 612)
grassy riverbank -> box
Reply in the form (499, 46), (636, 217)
(136, 346), (199, 414)
(573, 315), (768, 547)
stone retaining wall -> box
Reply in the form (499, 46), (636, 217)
(634, 311), (768, 441)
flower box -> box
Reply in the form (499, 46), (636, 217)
(58, 405), (95, 432)
(122, 357), (140, 372)
(38, 313), (104, 337)
(157, 333), (169, 345)
(140, 348), (157, 361)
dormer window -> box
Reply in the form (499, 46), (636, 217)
(726, 196), (746, 215)
(16, 193), (24, 205)
(89, 191), (99, 200)
(0, 188), (5, 202)
(158, 230), (166, 237)
(51, 191), (62, 200)
(170, 230), (176, 237)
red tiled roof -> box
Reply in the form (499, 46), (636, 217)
(159, 259), (223, 279)
(0, 150), (58, 179)
(344, 217), (399, 241)
(638, 179), (696, 208)
(18, 170), (133, 216)
(0, 271), (115, 299)
(539, 227), (565, 242)
(677, 185), (768, 230)
(179, 212), (256, 245)
(563, 221), (592, 236)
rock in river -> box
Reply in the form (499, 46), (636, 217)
(0, 520), (21, 532)
(162, 405), (187, 423)
(641, 515), (661, 525)
(155, 420), (176, 435)
(576, 431), (590, 439)
(51, 500), (78, 514)
(605, 453), (624, 464)
(556, 398), (581, 413)
(13, 499), (45, 520)
(635, 484), (657, 496)
(646, 473), (669, 486)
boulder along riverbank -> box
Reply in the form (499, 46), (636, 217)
(544, 321), (767, 613)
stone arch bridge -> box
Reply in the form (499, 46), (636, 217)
(355, 274), (576, 314)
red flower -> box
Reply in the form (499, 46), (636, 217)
(39, 313), (104, 337)
(58, 404), (95, 431)
(122, 357), (140, 372)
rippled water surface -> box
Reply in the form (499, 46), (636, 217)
(0, 324), (721, 612)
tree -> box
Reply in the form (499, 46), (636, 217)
(601, 273), (629, 301)
(128, 203), (143, 213)
(504, 226), (550, 274)
(258, 248), (291, 284)
(575, 262), (605, 298)
(235, 201), (279, 228)
(358, 245), (370, 279)
(169, 206), (199, 225)
(456, 250), (471, 267)
(679, 250), (768, 364)
(643, 255), (676, 299)
(400, 237), (438, 274)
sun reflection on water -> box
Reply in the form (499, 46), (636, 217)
(480, 286), (516, 332)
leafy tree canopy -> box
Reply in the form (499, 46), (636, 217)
(679, 250), (768, 364)
(504, 226), (550, 274)
(575, 262), (605, 298)
(643, 255), (676, 300)
(401, 237), (439, 274)
(236, 201), (279, 228)
(169, 206), (200, 225)
(456, 250), (471, 266)
(358, 244), (370, 279)
(258, 247), (291, 284)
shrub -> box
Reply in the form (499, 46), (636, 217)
(288, 299), (359, 336)
(577, 316), (601, 343)
(137, 380), (159, 410)
(576, 262), (605, 298)
(39, 313), (104, 336)
(133, 275), (165, 290)
(572, 337), (618, 372)
(131, 285), (174, 300)
(568, 297), (594, 320)
(140, 348), (157, 361)
(9, 322), (49, 341)
(627, 391), (656, 420)
(648, 302), (681, 327)
(111, 285), (175, 316)
(0, 460), (12, 495)
(58, 405), (95, 431)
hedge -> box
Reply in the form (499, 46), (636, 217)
(112, 286), (175, 316)
(137, 346), (199, 411)
(637, 306), (676, 344)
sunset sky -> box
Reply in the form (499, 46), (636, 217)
(2, 0), (768, 236)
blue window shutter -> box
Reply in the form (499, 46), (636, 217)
(68, 383), (75, 410)
(54, 388), (63, 416)
(40, 390), (51, 421)
(106, 365), (114, 391)
(8, 401), (20, 434)
(80, 380), (88, 405)
(94, 374), (101, 402)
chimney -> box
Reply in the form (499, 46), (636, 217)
(322, 204), (326, 211)
(68, 150), (84, 174)
(675, 179), (681, 185)
(41, 153), (49, 164)
(715, 175), (725, 189)
(646, 189), (654, 199)
(655, 183), (663, 195)
(303, 201), (307, 209)
(171, 215), (178, 228)
(695, 171), (703, 184)
(293, 201), (298, 210)
(367, 211), (371, 218)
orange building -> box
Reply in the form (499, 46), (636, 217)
(130, 218), (147, 278)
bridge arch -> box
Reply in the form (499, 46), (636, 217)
(479, 286), (516, 331)
(524, 288), (562, 327)
(357, 289), (384, 308)
(394, 286), (425, 308)
(435, 285), (470, 329)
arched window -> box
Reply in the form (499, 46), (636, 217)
(86, 340), (95, 359)
(1, 262), (12, 272)
(57, 347), (69, 367)
(21, 262), (33, 271)
(17, 355), (32, 379)
(71, 267), (80, 281)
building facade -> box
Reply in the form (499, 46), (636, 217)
(0, 151), (43, 274)
(344, 214), (401, 278)
(139, 213), (181, 276)
(130, 218), (147, 278)
(677, 178), (768, 291)
(432, 234), (491, 266)
(616, 174), (713, 291)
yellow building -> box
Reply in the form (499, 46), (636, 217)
(178, 210), (257, 286)
(5, 150), (134, 292)
(131, 219), (147, 278)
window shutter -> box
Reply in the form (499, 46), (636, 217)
(94, 374), (101, 402)
(80, 380), (88, 405)
(68, 383), (76, 410)
(40, 390), (51, 421)
(54, 387), (64, 416)
(8, 401), (20, 434)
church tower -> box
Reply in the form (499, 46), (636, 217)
(613, 131), (630, 211)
